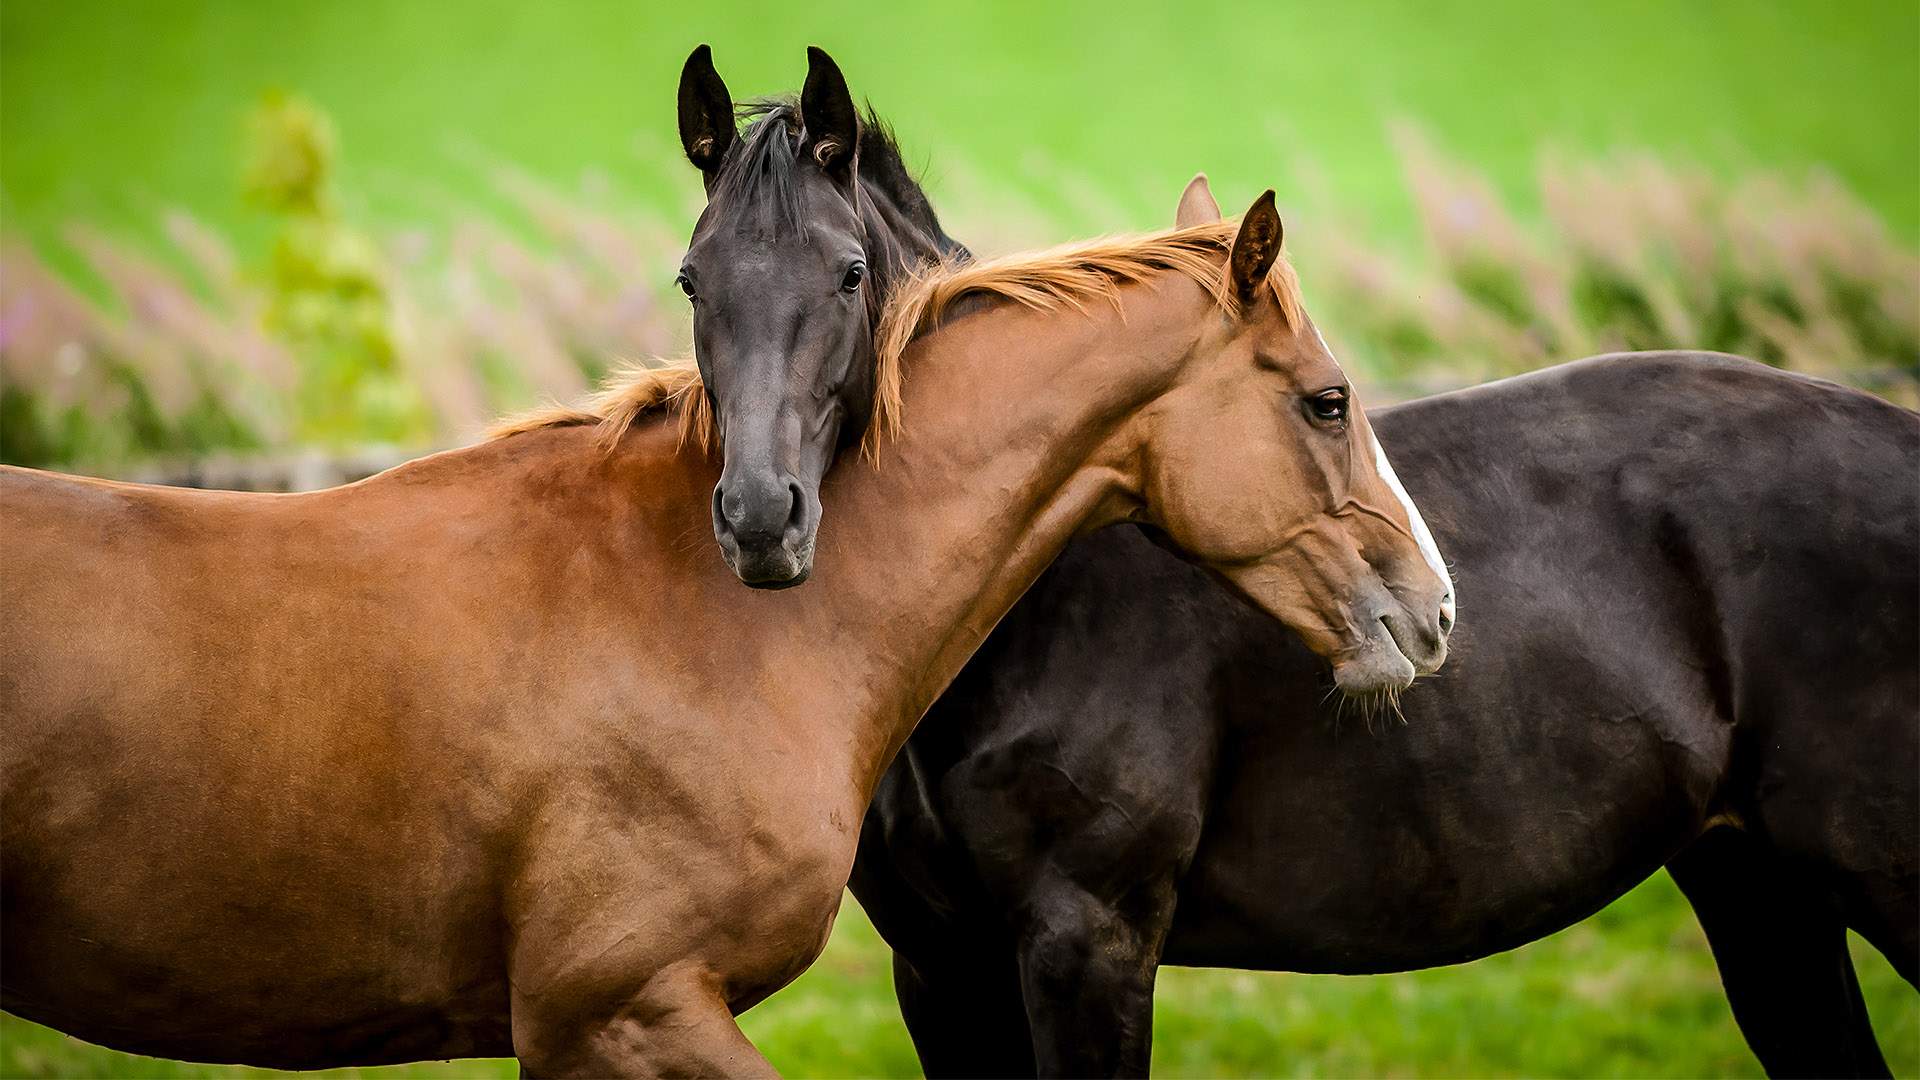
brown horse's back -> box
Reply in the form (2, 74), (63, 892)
(0, 464), (534, 1064)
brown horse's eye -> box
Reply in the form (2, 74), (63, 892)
(1307, 389), (1348, 424)
(675, 273), (696, 300)
(841, 263), (866, 293)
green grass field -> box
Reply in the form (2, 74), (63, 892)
(3, 877), (1915, 1078)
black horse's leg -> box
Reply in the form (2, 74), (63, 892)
(1669, 827), (1892, 1079)
(1013, 876), (1176, 1078)
(1834, 863), (1920, 992)
(892, 947), (1036, 1079)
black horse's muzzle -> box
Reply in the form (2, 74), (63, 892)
(713, 473), (818, 588)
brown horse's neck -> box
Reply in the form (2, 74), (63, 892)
(486, 269), (1216, 810)
(787, 276), (1213, 795)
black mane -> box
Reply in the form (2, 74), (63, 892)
(855, 108), (967, 262)
(709, 99), (808, 237)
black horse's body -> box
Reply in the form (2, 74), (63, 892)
(852, 352), (1920, 1078)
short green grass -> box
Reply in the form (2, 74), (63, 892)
(4, 875), (1914, 1078)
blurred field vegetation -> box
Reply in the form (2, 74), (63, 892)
(4, 91), (1915, 470)
(1, 1), (1915, 1076)
(3, 0), (1918, 470)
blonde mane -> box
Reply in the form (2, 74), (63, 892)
(873, 219), (1302, 421)
(487, 218), (1302, 456)
(486, 360), (716, 454)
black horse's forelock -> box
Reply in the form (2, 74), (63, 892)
(710, 98), (964, 273)
(711, 99), (808, 237)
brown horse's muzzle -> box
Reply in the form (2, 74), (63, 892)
(1332, 575), (1451, 695)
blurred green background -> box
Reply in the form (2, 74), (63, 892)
(4, 0), (1916, 469)
(2, 0), (1916, 1076)
(6, 0), (1919, 247)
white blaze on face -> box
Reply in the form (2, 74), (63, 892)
(1369, 428), (1454, 622)
(1311, 325), (1454, 623)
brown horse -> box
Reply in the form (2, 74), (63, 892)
(0, 195), (1450, 1075)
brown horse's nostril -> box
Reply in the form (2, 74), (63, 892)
(784, 480), (807, 536)
(1439, 603), (1455, 636)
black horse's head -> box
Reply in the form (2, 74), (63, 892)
(676, 45), (965, 588)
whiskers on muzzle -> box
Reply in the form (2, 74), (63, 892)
(1322, 670), (1438, 735)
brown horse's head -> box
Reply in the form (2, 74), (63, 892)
(1141, 178), (1454, 696)
(676, 45), (962, 588)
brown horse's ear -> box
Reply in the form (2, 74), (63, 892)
(678, 44), (734, 183)
(1175, 173), (1221, 228)
(1228, 190), (1283, 306)
(801, 46), (860, 180)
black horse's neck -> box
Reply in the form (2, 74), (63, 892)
(848, 110), (970, 324)
(855, 112), (969, 265)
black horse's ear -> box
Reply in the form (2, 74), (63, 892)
(678, 44), (734, 181)
(801, 46), (860, 180)
(1228, 190), (1283, 306)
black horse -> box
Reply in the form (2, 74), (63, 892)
(852, 350), (1919, 1078)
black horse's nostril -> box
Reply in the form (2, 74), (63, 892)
(715, 477), (802, 545)
(784, 480), (807, 536)
(715, 485), (745, 534)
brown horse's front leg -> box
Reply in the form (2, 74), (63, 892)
(511, 962), (776, 1079)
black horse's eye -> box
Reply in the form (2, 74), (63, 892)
(1307, 388), (1349, 424)
(675, 272), (696, 300)
(840, 263), (866, 293)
